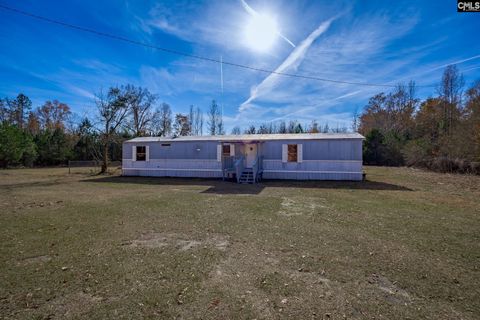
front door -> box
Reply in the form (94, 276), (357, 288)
(245, 144), (257, 168)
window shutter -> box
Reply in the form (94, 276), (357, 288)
(297, 144), (303, 163)
(230, 144), (235, 156)
(146, 146), (150, 162)
(282, 144), (287, 163)
(132, 145), (136, 161)
(217, 144), (222, 162)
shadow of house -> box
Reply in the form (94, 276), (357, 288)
(260, 179), (412, 191)
(85, 176), (412, 194)
(84, 176), (266, 195)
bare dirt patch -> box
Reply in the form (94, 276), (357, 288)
(368, 273), (412, 304)
(124, 232), (170, 249)
(123, 232), (229, 251)
(176, 240), (202, 251)
(18, 255), (52, 265)
(46, 292), (102, 319)
(278, 197), (326, 217)
(12, 200), (64, 213)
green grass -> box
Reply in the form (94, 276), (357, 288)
(0, 166), (479, 319)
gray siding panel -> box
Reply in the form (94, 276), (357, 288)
(123, 159), (221, 170)
(263, 160), (362, 172)
(123, 141), (219, 160)
(261, 139), (361, 161)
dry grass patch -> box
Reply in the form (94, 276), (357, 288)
(0, 167), (479, 319)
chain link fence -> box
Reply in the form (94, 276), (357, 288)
(67, 160), (121, 174)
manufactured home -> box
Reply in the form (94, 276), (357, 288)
(122, 133), (364, 183)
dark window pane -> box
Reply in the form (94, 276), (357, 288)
(287, 144), (297, 162)
(136, 146), (146, 161)
(222, 145), (231, 156)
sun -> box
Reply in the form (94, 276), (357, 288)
(244, 13), (278, 53)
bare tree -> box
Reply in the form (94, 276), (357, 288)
(207, 100), (223, 135)
(154, 103), (173, 136)
(268, 122), (277, 133)
(287, 120), (303, 133)
(331, 123), (347, 133)
(231, 126), (241, 135)
(124, 85), (157, 137)
(189, 105), (194, 136)
(277, 121), (287, 134)
(351, 107), (359, 132)
(438, 65), (464, 134)
(257, 122), (275, 134)
(207, 100), (217, 135)
(309, 120), (320, 133)
(244, 125), (256, 134)
(217, 117), (225, 135)
(257, 123), (269, 134)
(190, 105), (203, 136)
(95, 87), (129, 173)
(36, 100), (71, 130)
(173, 113), (191, 137)
(197, 108), (204, 135)
(198, 109), (204, 135)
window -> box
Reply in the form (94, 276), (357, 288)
(222, 144), (231, 156)
(136, 146), (146, 161)
(287, 144), (297, 162)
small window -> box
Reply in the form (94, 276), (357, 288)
(161, 143), (171, 147)
(287, 144), (297, 162)
(136, 146), (146, 161)
(222, 144), (231, 156)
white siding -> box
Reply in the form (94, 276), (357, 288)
(282, 144), (287, 163)
(132, 145), (136, 161)
(216, 144), (222, 161)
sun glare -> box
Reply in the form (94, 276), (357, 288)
(244, 13), (278, 52)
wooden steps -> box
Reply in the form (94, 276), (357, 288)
(238, 168), (255, 184)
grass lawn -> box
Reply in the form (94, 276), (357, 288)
(0, 166), (479, 319)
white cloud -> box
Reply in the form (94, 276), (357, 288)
(65, 85), (96, 100)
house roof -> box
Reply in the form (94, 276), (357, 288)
(125, 133), (364, 143)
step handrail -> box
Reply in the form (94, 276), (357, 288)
(252, 156), (263, 183)
(234, 156), (245, 183)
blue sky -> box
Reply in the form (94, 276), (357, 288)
(0, 0), (479, 131)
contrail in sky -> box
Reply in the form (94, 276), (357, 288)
(240, 16), (337, 111)
(241, 0), (296, 48)
(282, 53), (480, 123)
(390, 54), (480, 84)
(269, 90), (362, 122)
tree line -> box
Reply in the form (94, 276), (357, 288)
(358, 65), (480, 174)
(1, 84), (347, 171)
(3, 65), (476, 174)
